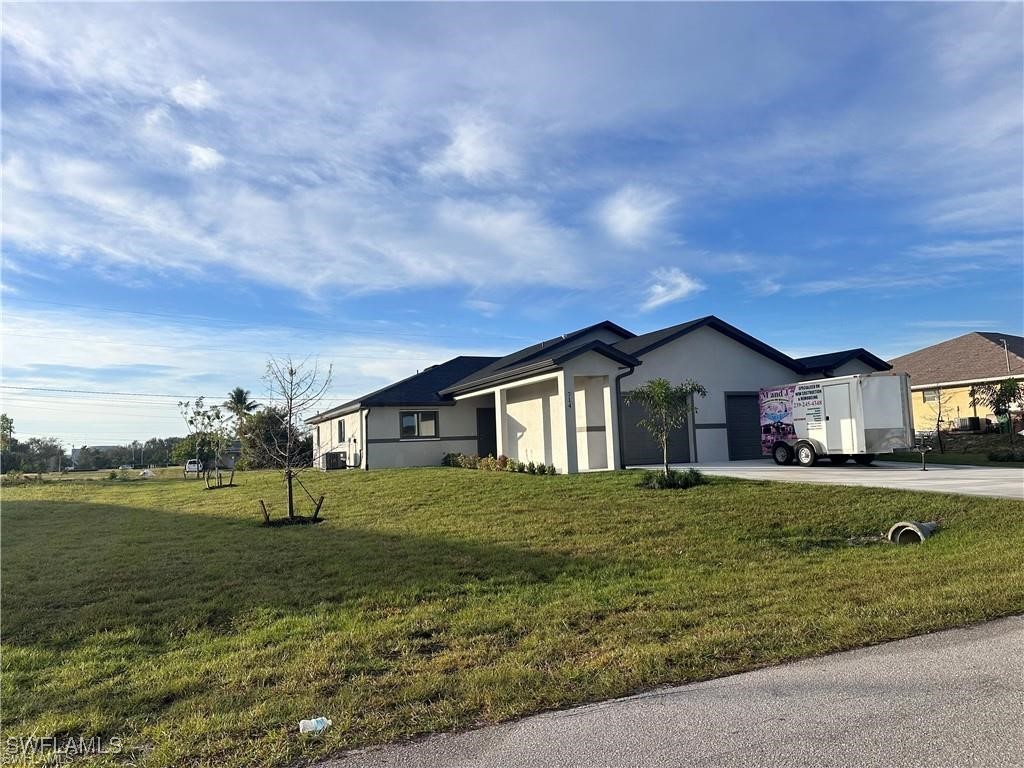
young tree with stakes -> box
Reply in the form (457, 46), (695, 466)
(255, 356), (332, 520)
(922, 387), (956, 453)
(178, 397), (236, 488)
(624, 377), (707, 476)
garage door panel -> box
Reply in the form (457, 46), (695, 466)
(620, 397), (690, 466)
(726, 394), (762, 460)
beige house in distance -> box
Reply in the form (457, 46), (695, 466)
(889, 332), (1024, 432)
(307, 315), (891, 473)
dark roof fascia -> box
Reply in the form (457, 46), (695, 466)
(623, 315), (805, 373)
(551, 340), (641, 368)
(306, 397), (467, 424)
(798, 348), (892, 373)
(440, 360), (561, 396)
(305, 401), (362, 424)
(441, 343), (641, 397)
(444, 321), (637, 393)
(306, 355), (499, 424)
(594, 320), (636, 340)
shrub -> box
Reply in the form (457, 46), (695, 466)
(535, 463), (547, 475)
(637, 467), (708, 490)
(496, 454), (509, 470)
(441, 452), (461, 467)
(516, 462), (527, 473)
(546, 464), (557, 475)
(988, 449), (1024, 462)
(458, 454), (480, 470)
(526, 461), (537, 474)
(107, 470), (118, 480)
(2, 471), (29, 486)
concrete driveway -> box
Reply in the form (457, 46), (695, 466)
(324, 617), (1024, 768)
(673, 459), (1024, 500)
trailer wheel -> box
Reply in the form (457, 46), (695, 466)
(795, 442), (818, 467)
(772, 443), (793, 465)
(854, 454), (876, 466)
(829, 454), (849, 465)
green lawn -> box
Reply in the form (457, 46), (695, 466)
(3, 469), (1023, 767)
(884, 451), (1024, 467)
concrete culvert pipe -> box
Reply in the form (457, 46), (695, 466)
(887, 521), (939, 545)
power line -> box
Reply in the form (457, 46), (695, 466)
(0, 331), (443, 360)
(4, 297), (530, 343)
(1, 385), (198, 398)
(0, 385), (364, 403)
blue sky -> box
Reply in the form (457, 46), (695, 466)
(2, 2), (1022, 443)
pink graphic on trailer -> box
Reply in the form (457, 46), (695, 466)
(759, 385), (797, 455)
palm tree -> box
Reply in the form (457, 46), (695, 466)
(223, 387), (258, 435)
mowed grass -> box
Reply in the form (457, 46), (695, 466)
(3, 469), (1023, 767)
(885, 450), (1024, 467)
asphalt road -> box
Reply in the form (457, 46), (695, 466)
(326, 617), (1024, 768)
(679, 460), (1024, 500)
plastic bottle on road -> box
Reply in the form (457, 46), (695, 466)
(299, 717), (332, 735)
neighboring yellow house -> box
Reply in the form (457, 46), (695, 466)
(890, 332), (1024, 432)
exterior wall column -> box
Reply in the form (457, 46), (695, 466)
(603, 377), (619, 470)
(495, 388), (508, 457)
(558, 372), (579, 474)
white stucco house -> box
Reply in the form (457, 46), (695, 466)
(307, 315), (890, 473)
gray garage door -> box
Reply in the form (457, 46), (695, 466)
(725, 394), (762, 460)
(619, 396), (690, 466)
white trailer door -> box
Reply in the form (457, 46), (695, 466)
(823, 383), (856, 453)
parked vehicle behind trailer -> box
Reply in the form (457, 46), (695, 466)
(760, 373), (915, 466)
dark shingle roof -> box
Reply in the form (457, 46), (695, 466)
(613, 315), (806, 372)
(306, 355), (498, 423)
(796, 348), (891, 374)
(440, 321), (635, 395)
(889, 332), (1024, 386)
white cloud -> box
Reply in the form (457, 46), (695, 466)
(0, 305), (502, 441)
(465, 299), (503, 317)
(907, 320), (997, 329)
(170, 77), (217, 110)
(436, 198), (583, 286)
(1, 3), (1019, 302)
(641, 267), (705, 311)
(422, 115), (518, 182)
(907, 238), (1021, 261)
(747, 277), (782, 296)
(598, 185), (675, 247)
(143, 104), (170, 129)
(185, 144), (225, 171)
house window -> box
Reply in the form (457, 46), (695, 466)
(337, 419), (345, 442)
(922, 389), (939, 402)
(400, 411), (438, 439)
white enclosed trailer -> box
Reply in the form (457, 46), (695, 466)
(759, 373), (915, 466)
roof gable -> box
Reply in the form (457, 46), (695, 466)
(889, 332), (1024, 386)
(442, 321), (635, 394)
(614, 315), (805, 373)
(306, 355), (499, 423)
(797, 348), (892, 374)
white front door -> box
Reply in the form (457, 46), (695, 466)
(823, 383), (855, 453)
